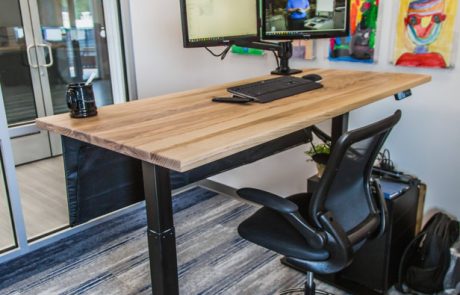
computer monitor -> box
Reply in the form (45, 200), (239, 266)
(262, 0), (350, 40)
(180, 0), (259, 47)
(179, 0), (350, 75)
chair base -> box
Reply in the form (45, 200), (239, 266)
(279, 271), (334, 295)
(280, 256), (308, 272)
(279, 288), (331, 295)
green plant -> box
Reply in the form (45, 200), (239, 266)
(305, 142), (331, 164)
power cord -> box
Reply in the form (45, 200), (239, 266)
(205, 45), (232, 60)
(204, 45), (281, 68)
(377, 149), (395, 171)
(272, 50), (280, 69)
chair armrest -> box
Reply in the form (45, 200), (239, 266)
(237, 188), (327, 248)
(237, 188), (298, 213)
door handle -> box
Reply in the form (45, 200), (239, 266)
(37, 43), (54, 67)
(26, 44), (39, 68)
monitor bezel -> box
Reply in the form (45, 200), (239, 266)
(179, 0), (261, 48)
(260, 0), (351, 40)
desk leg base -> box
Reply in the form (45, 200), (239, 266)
(142, 162), (179, 295)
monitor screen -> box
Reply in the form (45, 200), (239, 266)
(180, 0), (259, 47)
(262, 0), (350, 39)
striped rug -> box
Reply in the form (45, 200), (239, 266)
(0, 188), (344, 295)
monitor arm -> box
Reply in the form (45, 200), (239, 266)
(233, 40), (302, 76)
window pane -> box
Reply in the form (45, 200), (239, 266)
(0, 0), (39, 126)
(0, 148), (17, 252)
(37, 0), (114, 115)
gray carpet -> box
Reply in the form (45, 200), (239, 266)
(0, 188), (343, 295)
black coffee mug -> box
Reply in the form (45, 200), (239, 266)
(66, 83), (98, 118)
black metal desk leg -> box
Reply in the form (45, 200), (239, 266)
(331, 113), (349, 146)
(142, 162), (179, 295)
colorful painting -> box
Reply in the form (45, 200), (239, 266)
(393, 0), (458, 68)
(329, 0), (379, 63)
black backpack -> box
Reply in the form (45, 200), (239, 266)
(397, 212), (460, 294)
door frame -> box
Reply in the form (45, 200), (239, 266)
(1, 83), (145, 264)
(8, 0), (53, 165)
(0, 0), (136, 263)
(9, 0), (129, 164)
(0, 85), (28, 257)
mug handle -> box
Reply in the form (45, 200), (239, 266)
(66, 88), (77, 109)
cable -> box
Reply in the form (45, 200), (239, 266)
(272, 50), (280, 69)
(220, 45), (231, 60)
(206, 45), (281, 67)
(204, 45), (232, 60)
(378, 148), (395, 171)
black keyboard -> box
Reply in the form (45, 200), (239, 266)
(227, 76), (323, 103)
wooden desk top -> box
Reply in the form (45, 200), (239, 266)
(36, 69), (431, 172)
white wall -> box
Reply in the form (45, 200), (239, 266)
(130, 1), (460, 218)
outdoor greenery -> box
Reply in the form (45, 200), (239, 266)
(74, 0), (91, 16)
(61, 0), (92, 16)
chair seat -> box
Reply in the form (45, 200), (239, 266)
(238, 193), (329, 261)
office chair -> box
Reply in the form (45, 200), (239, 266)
(237, 110), (402, 295)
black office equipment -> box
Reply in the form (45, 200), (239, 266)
(394, 89), (412, 101)
(212, 96), (253, 104)
(302, 74), (323, 82)
(261, 0), (350, 41)
(306, 173), (424, 294)
(227, 76), (323, 103)
(179, 0), (350, 75)
(236, 110), (401, 295)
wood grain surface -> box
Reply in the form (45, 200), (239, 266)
(36, 69), (431, 172)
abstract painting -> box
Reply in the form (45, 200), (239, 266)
(329, 0), (380, 63)
(393, 0), (458, 68)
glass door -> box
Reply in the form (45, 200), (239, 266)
(30, 0), (119, 157)
(0, 148), (17, 253)
(2, 0), (125, 165)
(0, 0), (52, 165)
(33, 0), (115, 115)
(0, 0), (127, 244)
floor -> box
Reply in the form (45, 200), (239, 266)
(16, 156), (69, 239)
(0, 188), (344, 295)
(0, 156), (69, 251)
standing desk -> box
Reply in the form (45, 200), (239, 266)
(36, 69), (430, 295)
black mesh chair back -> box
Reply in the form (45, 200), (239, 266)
(310, 110), (401, 250)
(236, 110), (403, 289)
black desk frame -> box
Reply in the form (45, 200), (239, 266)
(140, 114), (349, 295)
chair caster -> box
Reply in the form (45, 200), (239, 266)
(280, 288), (332, 295)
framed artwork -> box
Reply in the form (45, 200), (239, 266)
(393, 0), (459, 68)
(329, 0), (380, 63)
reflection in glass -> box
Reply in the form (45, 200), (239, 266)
(0, 0), (39, 126)
(0, 149), (17, 252)
(17, 156), (69, 240)
(37, 0), (114, 115)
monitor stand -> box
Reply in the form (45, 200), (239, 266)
(234, 40), (302, 76)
